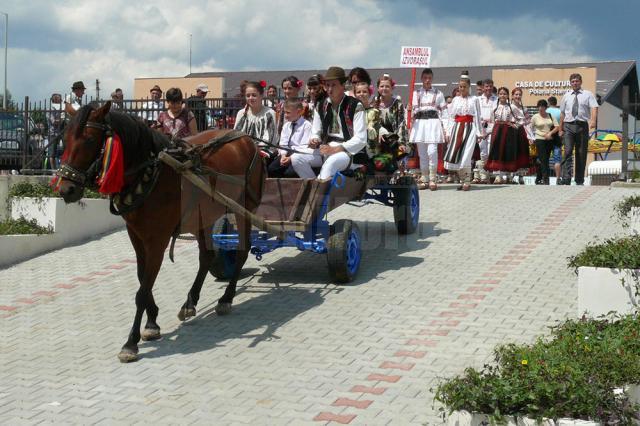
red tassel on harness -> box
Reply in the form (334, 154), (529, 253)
(97, 133), (125, 194)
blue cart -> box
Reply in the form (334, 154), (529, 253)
(211, 173), (419, 283)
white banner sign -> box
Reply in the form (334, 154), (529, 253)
(399, 46), (431, 68)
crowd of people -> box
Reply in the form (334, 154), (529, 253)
(46, 68), (598, 187)
(220, 66), (597, 188)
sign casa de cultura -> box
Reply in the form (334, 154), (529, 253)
(492, 67), (597, 106)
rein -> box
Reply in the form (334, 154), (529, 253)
(250, 136), (316, 156)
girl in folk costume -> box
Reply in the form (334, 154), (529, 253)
(510, 87), (535, 184)
(353, 81), (399, 173)
(304, 74), (327, 122)
(373, 74), (410, 171)
(485, 87), (530, 183)
(409, 68), (447, 190)
(275, 75), (303, 135)
(443, 71), (484, 191)
(234, 81), (278, 162)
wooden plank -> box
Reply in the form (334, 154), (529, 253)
(264, 220), (307, 232)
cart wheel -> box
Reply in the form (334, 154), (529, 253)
(209, 216), (238, 280)
(327, 219), (361, 283)
(393, 176), (420, 235)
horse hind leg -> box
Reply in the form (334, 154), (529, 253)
(215, 215), (251, 316)
(178, 232), (214, 321)
(141, 292), (161, 341)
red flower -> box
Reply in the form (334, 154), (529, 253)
(259, 80), (267, 88)
(297, 80), (303, 88)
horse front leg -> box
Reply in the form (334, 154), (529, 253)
(215, 214), (251, 316)
(118, 239), (167, 363)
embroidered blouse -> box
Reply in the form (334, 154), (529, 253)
(492, 103), (525, 125)
(376, 96), (409, 146)
(234, 106), (278, 148)
(445, 95), (483, 138)
(157, 108), (195, 139)
(412, 87), (447, 117)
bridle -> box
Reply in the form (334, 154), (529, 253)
(56, 120), (112, 188)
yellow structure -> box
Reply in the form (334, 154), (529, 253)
(133, 77), (224, 99)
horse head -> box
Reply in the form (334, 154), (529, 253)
(57, 101), (112, 203)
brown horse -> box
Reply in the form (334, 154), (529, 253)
(56, 102), (265, 362)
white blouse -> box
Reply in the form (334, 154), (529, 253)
(234, 106), (278, 147)
(492, 103), (525, 125)
(412, 87), (447, 116)
(446, 95), (483, 138)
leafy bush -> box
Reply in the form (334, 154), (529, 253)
(433, 315), (640, 423)
(614, 195), (640, 226)
(8, 181), (103, 199)
(567, 235), (640, 272)
(0, 216), (52, 235)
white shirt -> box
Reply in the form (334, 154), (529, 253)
(559, 88), (598, 123)
(64, 93), (83, 111)
(478, 94), (498, 134)
(310, 96), (367, 155)
(412, 87), (447, 116)
(140, 100), (164, 122)
(278, 116), (312, 156)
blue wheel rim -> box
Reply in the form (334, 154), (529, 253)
(346, 228), (361, 276)
(410, 186), (420, 228)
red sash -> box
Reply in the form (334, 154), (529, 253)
(455, 115), (473, 123)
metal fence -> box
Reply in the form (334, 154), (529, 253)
(0, 95), (247, 174)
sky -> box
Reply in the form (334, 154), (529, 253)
(0, 0), (637, 103)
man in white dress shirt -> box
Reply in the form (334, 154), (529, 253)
(139, 85), (164, 126)
(558, 73), (598, 185)
(304, 66), (367, 180)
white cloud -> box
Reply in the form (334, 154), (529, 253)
(2, 0), (594, 102)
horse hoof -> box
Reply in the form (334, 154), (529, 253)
(177, 307), (196, 321)
(117, 348), (139, 363)
(215, 302), (232, 316)
(141, 327), (161, 341)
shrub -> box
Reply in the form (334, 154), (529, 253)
(8, 181), (103, 199)
(0, 216), (52, 235)
(614, 195), (640, 227)
(433, 315), (640, 424)
(567, 235), (640, 272)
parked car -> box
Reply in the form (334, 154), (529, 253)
(0, 111), (40, 171)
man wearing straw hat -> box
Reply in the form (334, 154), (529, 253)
(64, 81), (86, 116)
(300, 66), (367, 180)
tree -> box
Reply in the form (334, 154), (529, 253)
(0, 89), (14, 110)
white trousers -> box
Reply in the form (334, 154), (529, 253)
(318, 152), (351, 180)
(416, 143), (438, 172)
(291, 151), (323, 179)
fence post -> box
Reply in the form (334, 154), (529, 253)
(620, 85), (629, 181)
(22, 95), (29, 172)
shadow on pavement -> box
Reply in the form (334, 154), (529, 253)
(141, 286), (325, 359)
(139, 221), (447, 360)
(245, 220), (448, 286)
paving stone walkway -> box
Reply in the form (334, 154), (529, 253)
(0, 185), (636, 425)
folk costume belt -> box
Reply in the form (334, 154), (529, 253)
(414, 110), (439, 120)
(455, 115), (474, 123)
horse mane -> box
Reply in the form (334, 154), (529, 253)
(107, 110), (171, 154)
(70, 104), (95, 138)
